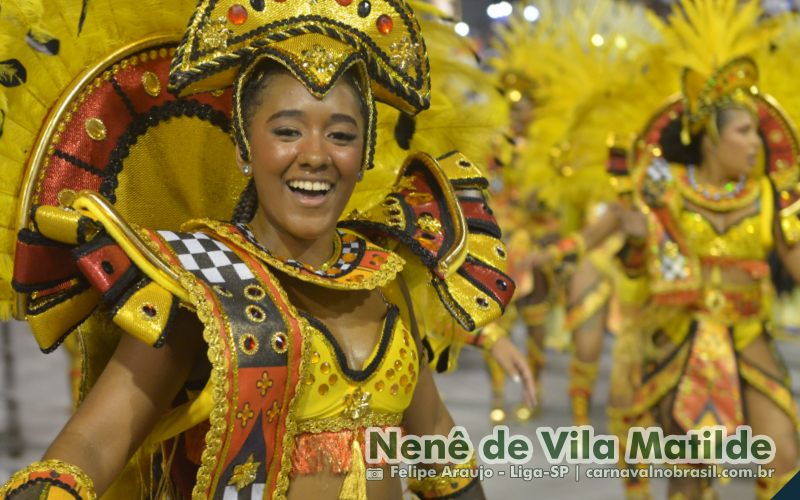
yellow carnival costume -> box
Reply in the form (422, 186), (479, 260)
(483, 1), (658, 436)
(0, 1), (512, 499)
(604, 1), (800, 498)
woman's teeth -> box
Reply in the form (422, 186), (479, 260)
(287, 180), (332, 194)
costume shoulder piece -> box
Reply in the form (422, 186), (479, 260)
(13, 192), (206, 352)
(12, 192), (315, 499)
(340, 150), (515, 368)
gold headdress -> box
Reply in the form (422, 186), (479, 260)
(681, 57), (759, 143)
(169, 0), (431, 166)
(648, 0), (776, 144)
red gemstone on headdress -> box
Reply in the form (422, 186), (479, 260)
(337, 0), (353, 5)
(228, 4), (248, 25)
(377, 14), (393, 34)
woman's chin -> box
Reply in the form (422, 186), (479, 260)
(284, 219), (339, 243)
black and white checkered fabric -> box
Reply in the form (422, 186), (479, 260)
(336, 237), (361, 273)
(647, 157), (673, 183)
(660, 251), (689, 281)
(159, 230), (254, 284)
(236, 223), (363, 277)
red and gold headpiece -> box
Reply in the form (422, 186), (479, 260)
(168, 0), (431, 166)
(681, 56), (759, 144)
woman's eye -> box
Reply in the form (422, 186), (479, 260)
(273, 127), (300, 137)
(330, 131), (357, 142)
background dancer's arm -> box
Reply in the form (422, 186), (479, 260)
(526, 203), (647, 269)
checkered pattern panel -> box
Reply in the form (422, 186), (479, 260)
(159, 230), (254, 284)
(647, 157), (672, 183)
(660, 251), (689, 281)
(236, 223), (364, 277)
(335, 237), (361, 273)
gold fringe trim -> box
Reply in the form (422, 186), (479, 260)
(0, 459), (96, 499)
(338, 438), (367, 500)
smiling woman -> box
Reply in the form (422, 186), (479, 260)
(0, 1), (531, 499)
(238, 67), (366, 259)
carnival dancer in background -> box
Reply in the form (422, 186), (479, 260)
(533, 1), (800, 497)
(481, 1), (657, 440)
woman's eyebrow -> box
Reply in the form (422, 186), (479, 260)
(267, 109), (302, 122)
(330, 113), (358, 127)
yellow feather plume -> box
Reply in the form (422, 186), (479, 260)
(650, 0), (776, 78)
(489, 0), (659, 231)
(0, 0), (200, 316)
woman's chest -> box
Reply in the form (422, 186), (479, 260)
(295, 305), (419, 423)
(678, 202), (767, 260)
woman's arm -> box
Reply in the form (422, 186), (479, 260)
(775, 227), (800, 284)
(401, 358), (485, 499)
(41, 309), (204, 495)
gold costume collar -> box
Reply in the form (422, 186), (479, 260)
(194, 220), (404, 290)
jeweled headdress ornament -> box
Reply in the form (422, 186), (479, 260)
(680, 57), (759, 144)
(649, 0), (774, 145)
(169, 0), (431, 167)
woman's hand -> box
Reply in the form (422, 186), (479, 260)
(607, 203), (648, 240)
(618, 208), (648, 241)
(489, 336), (537, 409)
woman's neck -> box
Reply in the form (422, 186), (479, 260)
(696, 158), (739, 186)
(247, 213), (336, 268)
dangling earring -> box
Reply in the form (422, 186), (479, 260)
(357, 170), (364, 182)
(242, 164), (252, 177)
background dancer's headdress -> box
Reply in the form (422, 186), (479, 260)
(649, 0), (771, 145)
(487, 0), (658, 230)
(636, 0), (798, 191)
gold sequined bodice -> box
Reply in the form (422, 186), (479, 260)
(294, 304), (418, 432)
(678, 208), (770, 261)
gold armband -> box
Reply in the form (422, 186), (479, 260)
(476, 322), (506, 352)
(0, 460), (96, 499)
(546, 234), (586, 268)
(780, 214), (800, 247)
(407, 455), (479, 499)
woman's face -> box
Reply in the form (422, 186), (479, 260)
(708, 107), (762, 179)
(241, 72), (365, 243)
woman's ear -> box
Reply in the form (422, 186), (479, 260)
(235, 147), (246, 171)
(235, 147), (252, 177)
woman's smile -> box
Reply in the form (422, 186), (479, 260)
(285, 177), (336, 208)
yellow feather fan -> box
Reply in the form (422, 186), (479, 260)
(489, 0), (659, 232)
(648, 0), (777, 79)
(0, 0), (200, 319)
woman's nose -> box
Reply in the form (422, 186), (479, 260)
(297, 135), (330, 169)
